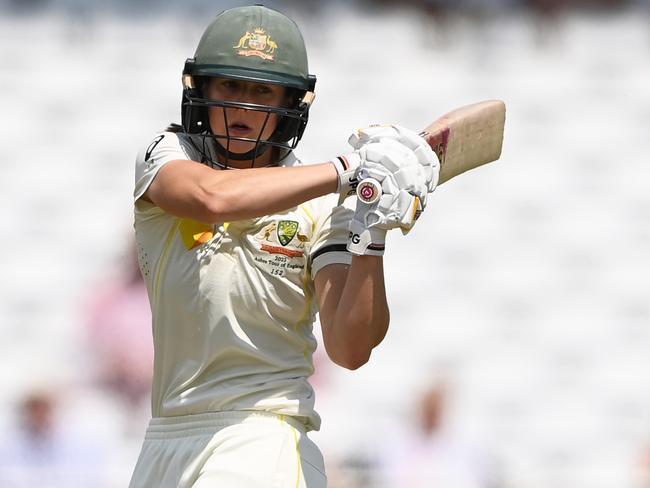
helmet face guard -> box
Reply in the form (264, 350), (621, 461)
(181, 66), (316, 167)
(179, 6), (317, 168)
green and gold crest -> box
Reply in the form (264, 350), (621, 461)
(277, 220), (299, 246)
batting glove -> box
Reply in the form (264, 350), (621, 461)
(349, 124), (440, 196)
(347, 140), (427, 256)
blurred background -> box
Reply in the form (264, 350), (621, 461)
(1, 0), (650, 486)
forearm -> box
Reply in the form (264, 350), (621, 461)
(147, 159), (339, 223)
(203, 163), (339, 221)
(322, 256), (390, 369)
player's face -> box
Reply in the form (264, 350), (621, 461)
(205, 77), (288, 158)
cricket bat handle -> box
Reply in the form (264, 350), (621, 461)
(355, 178), (383, 204)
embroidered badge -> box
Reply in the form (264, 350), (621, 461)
(255, 220), (307, 258)
(277, 220), (298, 246)
(233, 27), (278, 61)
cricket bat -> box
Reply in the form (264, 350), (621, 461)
(424, 99), (505, 184)
(356, 100), (506, 204)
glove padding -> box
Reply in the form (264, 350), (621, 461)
(358, 139), (428, 204)
(347, 140), (428, 256)
(349, 124), (440, 196)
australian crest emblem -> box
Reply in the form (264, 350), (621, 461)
(233, 27), (278, 61)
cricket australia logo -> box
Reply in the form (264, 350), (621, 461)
(277, 220), (298, 246)
(233, 27), (278, 61)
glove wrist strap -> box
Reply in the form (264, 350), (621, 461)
(347, 219), (386, 257)
(331, 153), (361, 197)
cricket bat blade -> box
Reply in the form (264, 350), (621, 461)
(424, 99), (506, 184)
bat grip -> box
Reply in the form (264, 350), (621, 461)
(356, 178), (382, 204)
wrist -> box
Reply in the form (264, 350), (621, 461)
(331, 152), (361, 197)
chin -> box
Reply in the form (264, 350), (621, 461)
(227, 141), (257, 154)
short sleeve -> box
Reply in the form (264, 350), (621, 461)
(134, 132), (191, 202)
(309, 196), (355, 279)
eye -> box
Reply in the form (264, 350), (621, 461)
(255, 85), (272, 95)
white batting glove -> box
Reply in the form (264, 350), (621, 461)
(348, 185), (424, 256)
(359, 140), (428, 204)
(347, 140), (427, 256)
(350, 124), (440, 196)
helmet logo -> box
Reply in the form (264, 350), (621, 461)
(233, 27), (277, 61)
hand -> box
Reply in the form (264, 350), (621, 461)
(349, 124), (440, 195)
(346, 140), (427, 256)
(348, 187), (423, 256)
(357, 139), (428, 204)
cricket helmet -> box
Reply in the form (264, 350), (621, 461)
(181, 5), (316, 166)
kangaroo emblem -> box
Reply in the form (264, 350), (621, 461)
(263, 223), (277, 241)
(233, 31), (252, 49)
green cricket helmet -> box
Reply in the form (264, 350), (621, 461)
(181, 5), (316, 166)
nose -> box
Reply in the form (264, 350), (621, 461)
(230, 85), (256, 105)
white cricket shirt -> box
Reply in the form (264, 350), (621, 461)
(133, 131), (353, 430)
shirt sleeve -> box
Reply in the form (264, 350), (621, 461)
(309, 196), (355, 279)
(134, 132), (191, 202)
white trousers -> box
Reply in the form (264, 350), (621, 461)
(129, 411), (327, 488)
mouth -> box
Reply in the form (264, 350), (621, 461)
(228, 121), (253, 137)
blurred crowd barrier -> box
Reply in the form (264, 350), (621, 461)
(3, 0), (650, 13)
(1, 2), (650, 487)
(3, 0), (650, 26)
